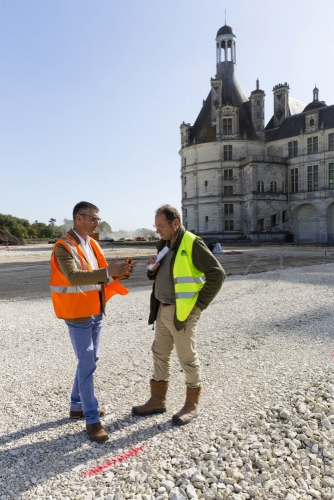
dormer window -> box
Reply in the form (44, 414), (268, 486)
(223, 118), (232, 135)
(219, 106), (239, 136)
(305, 112), (319, 132)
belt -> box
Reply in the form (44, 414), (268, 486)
(161, 303), (173, 306)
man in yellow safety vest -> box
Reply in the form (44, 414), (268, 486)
(132, 204), (225, 425)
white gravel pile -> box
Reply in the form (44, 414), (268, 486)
(1, 263), (334, 500)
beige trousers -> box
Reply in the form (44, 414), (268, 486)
(152, 304), (201, 388)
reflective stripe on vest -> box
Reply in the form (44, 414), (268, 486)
(173, 231), (205, 322)
(175, 291), (197, 299)
(50, 284), (99, 293)
(174, 276), (206, 285)
(50, 232), (129, 319)
(60, 236), (89, 270)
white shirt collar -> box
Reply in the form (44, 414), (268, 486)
(72, 228), (90, 246)
(72, 228), (98, 273)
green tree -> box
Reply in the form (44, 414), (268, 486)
(11, 223), (29, 239)
(0, 213), (62, 240)
(27, 226), (39, 239)
(47, 218), (61, 238)
(0, 214), (31, 238)
(97, 221), (112, 235)
(57, 218), (73, 235)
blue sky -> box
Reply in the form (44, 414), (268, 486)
(0, 0), (333, 231)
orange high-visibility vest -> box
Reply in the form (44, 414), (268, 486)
(50, 233), (128, 319)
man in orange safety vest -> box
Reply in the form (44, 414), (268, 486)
(50, 201), (135, 442)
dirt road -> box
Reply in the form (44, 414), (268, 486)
(0, 244), (334, 300)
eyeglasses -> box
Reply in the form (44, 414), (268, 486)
(153, 223), (170, 230)
(79, 213), (101, 223)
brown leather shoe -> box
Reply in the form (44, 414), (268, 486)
(132, 379), (169, 416)
(172, 386), (201, 426)
(86, 422), (109, 442)
(70, 408), (105, 419)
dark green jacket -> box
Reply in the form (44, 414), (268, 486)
(148, 225), (225, 330)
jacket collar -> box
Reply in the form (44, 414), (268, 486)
(66, 228), (94, 264)
(156, 224), (186, 253)
(67, 228), (81, 245)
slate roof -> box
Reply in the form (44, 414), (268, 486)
(303, 100), (327, 112)
(189, 61), (259, 144)
(186, 48), (334, 146)
(265, 96), (306, 135)
(217, 25), (235, 37)
(190, 93), (259, 144)
(216, 62), (248, 106)
(190, 91), (215, 145)
(265, 104), (334, 142)
(321, 105), (334, 128)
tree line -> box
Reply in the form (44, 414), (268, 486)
(0, 214), (112, 240)
(0, 213), (158, 241)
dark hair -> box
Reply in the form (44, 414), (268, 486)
(73, 201), (99, 220)
(155, 204), (181, 222)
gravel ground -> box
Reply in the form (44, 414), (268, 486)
(1, 263), (334, 500)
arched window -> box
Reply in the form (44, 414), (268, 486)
(270, 181), (277, 193)
(257, 180), (264, 193)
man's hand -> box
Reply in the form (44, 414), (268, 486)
(127, 261), (138, 275)
(107, 258), (131, 277)
(147, 255), (160, 272)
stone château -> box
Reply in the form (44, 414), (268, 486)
(179, 24), (334, 243)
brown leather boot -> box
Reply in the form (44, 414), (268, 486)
(86, 422), (109, 442)
(70, 408), (105, 419)
(172, 386), (201, 426)
(132, 379), (169, 416)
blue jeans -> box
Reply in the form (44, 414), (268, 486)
(65, 313), (103, 425)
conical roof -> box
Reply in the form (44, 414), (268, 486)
(216, 62), (248, 107)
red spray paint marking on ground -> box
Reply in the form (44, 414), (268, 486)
(83, 445), (145, 477)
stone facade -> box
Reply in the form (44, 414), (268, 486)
(180, 25), (334, 243)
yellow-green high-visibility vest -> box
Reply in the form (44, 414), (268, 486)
(173, 231), (206, 322)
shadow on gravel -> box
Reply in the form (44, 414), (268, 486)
(0, 414), (174, 495)
(255, 304), (334, 337)
(0, 418), (70, 445)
